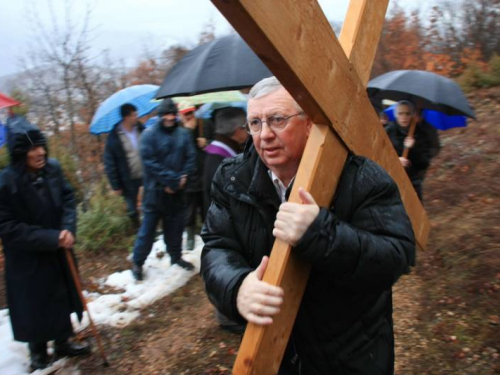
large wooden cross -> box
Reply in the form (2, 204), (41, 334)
(211, 1), (430, 373)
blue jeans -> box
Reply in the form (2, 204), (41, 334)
(132, 190), (185, 266)
(123, 179), (142, 220)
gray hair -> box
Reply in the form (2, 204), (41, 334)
(396, 100), (416, 115)
(214, 107), (247, 136)
(248, 76), (304, 113)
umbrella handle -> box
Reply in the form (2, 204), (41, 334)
(402, 117), (417, 159)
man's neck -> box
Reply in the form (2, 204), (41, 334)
(122, 121), (134, 132)
(269, 167), (296, 187)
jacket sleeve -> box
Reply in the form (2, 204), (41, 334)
(140, 129), (181, 188)
(58, 165), (77, 235)
(0, 182), (60, 252)
(200, 164), (253, 323)
(408, 123), (440, 170)
(103, 137), (122, 191)
(181, 131), (197, 179)
(293, 158), (416, 293)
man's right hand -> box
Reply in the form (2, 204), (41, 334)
(236, 256), (284, 325)
(399, 157), (411, 168)
(59, 230), (75, 249)
(113, 189), (123, 196)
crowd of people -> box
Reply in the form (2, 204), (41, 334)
(0, 76), (441, 373)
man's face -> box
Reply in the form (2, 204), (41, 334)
(26, 146), (46, 171)
(183, 111), (195, 121)
(248, 87), (312, 178)
(396, 104), (412, 128)
(125, 111), (139, 124)
(162, 113), (177, 127)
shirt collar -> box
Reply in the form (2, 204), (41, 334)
(267, 170), (294, 203)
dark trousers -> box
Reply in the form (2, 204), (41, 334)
(184, 191), (205, 227)
(123, 178), (142, 219)
(132, 191), (185, 266)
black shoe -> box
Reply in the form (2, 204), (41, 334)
(29, 342), (50, 372)
(173, 258), (194, 271)
(54, 339), (91, 357)
(29, 353), (52, 372)
(131, 262), (143, 281)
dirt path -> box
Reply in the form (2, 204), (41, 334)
(71, 276), (241, 374)
(393, 269), (426, 374)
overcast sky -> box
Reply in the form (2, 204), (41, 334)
(0, 0), (427, 78)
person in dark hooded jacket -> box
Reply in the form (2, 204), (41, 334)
(0, 128), (89, 372)
(201, 77), (415, 374)
(385, 100), (441, 201)
(130, 99), (197, 280)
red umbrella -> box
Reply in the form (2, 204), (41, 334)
(0, 92), (20, 110)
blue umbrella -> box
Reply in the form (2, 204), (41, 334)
(90, 85), (160, 135)
(195, 101), (247, 120)
(384, 105), (467, 130)
(0, 120), (6, 149)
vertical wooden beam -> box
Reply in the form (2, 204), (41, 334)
(339, 0), (389, 84)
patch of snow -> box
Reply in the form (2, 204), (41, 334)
(0, 234), (202, 375)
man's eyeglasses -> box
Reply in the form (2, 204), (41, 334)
(244, 113), (303, 135)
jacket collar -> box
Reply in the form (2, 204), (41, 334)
(231, 144), (280, 207)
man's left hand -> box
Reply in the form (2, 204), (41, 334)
(273, 188), (319, 246)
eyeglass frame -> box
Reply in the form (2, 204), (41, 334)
(244, 112), (304, 135)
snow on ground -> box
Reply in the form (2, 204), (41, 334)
(0, 234), (202, 375)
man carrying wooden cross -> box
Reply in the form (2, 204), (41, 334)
(201, 76), (415, 374)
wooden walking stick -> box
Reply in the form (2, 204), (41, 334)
(402, 116), (418, 159)
(64, 248), (110, 367)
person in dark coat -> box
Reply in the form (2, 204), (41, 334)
(202, 106), (248, 217)
(178, 102), (207, 250)
(104, 103), (145, 228)
(131, 99), (197, 280)
(385, 100), (441, 201)
(0, 128), (90, 371)
(201, 106), (248, 333)
(201, 77), (415, 374)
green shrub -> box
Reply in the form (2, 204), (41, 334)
(459, 65), (484, 92)
(75, 179), (135, 253)
(0, 147), (9, 171)
(488, 54), (500, 79)
(48, 137), (85, 204)
(459, 56), (500, 92)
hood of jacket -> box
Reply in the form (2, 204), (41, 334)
(9, 128), (48, 169)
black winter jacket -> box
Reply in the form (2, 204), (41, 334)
(103, 121), (145, 193)
(385, 120), (440, 190)
(201, 146), (415, 374)
(140, 120), (196, 207)
(183, 123), (205, 193)
(0, 156), (82, 342)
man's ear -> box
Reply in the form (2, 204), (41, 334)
(305, 117), (313, 137)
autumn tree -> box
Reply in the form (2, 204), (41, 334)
(372, 3), (425, 77)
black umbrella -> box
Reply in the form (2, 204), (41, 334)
(156, 34), (272, 99)
(367, 70), (475, 119)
